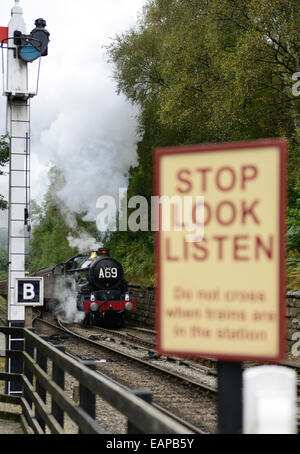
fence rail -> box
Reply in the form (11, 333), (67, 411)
(0, 327), (191, 434)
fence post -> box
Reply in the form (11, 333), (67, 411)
(36, 335), (48, 432)
(127, 389), (152, 434)
(217, 361), (243, 434)
(23, 332), (34, 409)
(78, 360), (96, 434)
(6, 324), (24, 396)
(51, 345), (66, 430)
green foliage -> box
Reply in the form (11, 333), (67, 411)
(0, 136), (9, 211)
(0, 136), (9, 174)
(107, 0), (300, 288)
(0, 247), (8, 281)
(287, 184), (300, 289)
(0, 228), (8, 282)
(106, 230), (155, 288)
(3, 2), (299, 288)
(30, 202), (77, 271)
(30, 166), (102, 272)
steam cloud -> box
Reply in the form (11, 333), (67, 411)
(49, 276), (85, 324)
(0, 0), (145, 242)
(67, 232), (103, 254)
(27, 1), (142, 249)
(31, 78), (139, 248)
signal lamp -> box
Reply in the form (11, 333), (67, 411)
(14, 18), (50, 63)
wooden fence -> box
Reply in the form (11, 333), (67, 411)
(0, 327), (191, 434)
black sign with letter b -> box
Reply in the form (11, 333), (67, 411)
(15, 278), (44, 306)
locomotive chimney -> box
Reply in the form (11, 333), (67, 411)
(98, 248), (110, 256)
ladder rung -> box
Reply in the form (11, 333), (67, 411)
(10, 169), (30, 172)
(10, 136), (30, 139)
(9, 202), (28, 206)
(11, 119), (30, 123)
(10, 186), (29, 189)
(9, 103), (29, 107)
(10, 253), (29, 256)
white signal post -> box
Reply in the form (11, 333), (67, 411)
(3, 0), (32, 396)
(2, 1), (48, 394)
(5, 0), (31, 325)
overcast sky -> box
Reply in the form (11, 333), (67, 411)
(0, 0), (146, 228)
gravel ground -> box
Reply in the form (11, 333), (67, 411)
(0, 420), (23, 434)
(67, 323), (217, 389)
(0, 358), (23, 434)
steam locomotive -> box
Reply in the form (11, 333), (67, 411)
(0, 248), (136, 328)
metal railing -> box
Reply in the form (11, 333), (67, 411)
(0, 327), (191, 434)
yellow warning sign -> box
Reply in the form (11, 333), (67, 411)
(155, 140), (287, 361)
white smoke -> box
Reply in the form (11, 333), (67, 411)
(67, 232), (103, 254)
(0, 0), (144, 249)
(49, 276), (85, 324)
(27, 1), (142, 243)
(31, 54), (140, 252)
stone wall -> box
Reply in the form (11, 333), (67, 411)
(127, 285), (155, 327)
(127, 285), (300, 355)
(286, 291), (300, 355)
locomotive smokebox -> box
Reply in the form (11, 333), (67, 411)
(88, 254), (123, 290)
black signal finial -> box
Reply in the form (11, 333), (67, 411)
(35, 18), (47, 28)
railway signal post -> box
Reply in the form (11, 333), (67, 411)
(1, 1), (49, 394)
(155, 139), (287, 433)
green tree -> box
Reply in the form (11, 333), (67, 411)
(30, 166), (101, 272)
(107, 0), (300, 288)
(30, 168), (77, 271)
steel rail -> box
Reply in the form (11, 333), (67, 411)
(64, 347), (207, 435)
(53, 318), (217, 394)
(82, 323), (217, 376)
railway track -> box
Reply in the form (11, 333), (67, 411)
(67, 344), (207, 435)
(0, 303), (299, 433)
(36, 315), (300, 433)
(57, 319), (217, 390)
(83, 322), (217, 376)
(36, 314), (217, 390)
(33, 315), (217, 433)
(32, 313), (300, 433)
(128, 324), (300, 376)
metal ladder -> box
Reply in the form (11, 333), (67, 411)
(8, 96), (31, 276)
(6, 96), (31, 395)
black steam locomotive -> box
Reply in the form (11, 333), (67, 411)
(74, 248), (136, 327)
(0, 248), (136, 328)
